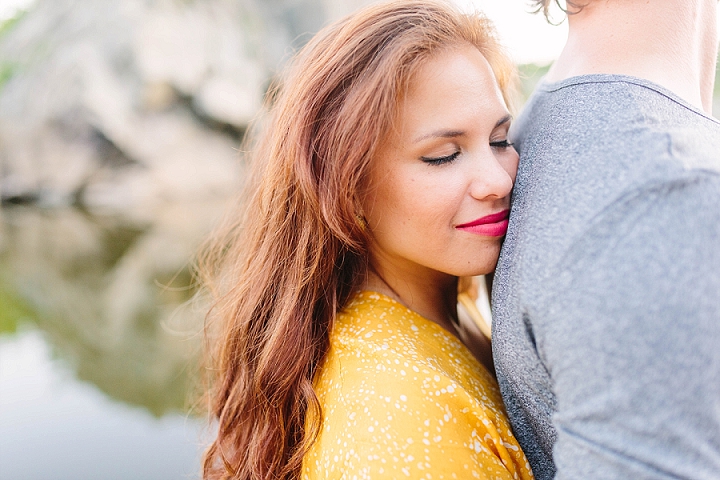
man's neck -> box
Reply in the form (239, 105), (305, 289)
(545, 0), (718, 114)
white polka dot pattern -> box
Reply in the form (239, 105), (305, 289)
(302, 291), (534, 479)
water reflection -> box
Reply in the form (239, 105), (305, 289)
(0, 202), (227, 478)
(0, 330), (207, 480)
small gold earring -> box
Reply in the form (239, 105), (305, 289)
(355, 214), (367, 231)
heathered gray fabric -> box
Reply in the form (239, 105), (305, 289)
(493, 74), (720, 480)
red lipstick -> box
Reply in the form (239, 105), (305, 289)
(455, 209), (510, 237)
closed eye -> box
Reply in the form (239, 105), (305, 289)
(420, 151), (460, 166)
(490, 140), (514, 149)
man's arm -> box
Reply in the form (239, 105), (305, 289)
(541, 174), (720, 479)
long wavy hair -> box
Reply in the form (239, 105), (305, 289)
(198, 1), (515, 479)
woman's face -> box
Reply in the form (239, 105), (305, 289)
(362, 44), (518, 282)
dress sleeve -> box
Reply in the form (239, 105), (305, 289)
(542, 175), (720, 479)
(303, 344), (532, 480)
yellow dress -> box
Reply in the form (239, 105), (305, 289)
(302, 291), (534, 480)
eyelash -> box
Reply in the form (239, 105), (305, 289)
(421, 151), (460, 165)
(420, 140), (515, 166)
(490, 140), (514, 149)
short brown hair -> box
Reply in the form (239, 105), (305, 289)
(531, 0), (588, 21)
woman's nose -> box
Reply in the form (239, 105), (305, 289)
(468, 153), (515, 201)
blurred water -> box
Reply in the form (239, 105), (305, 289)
(0, 203), (226, 479)
(0, 330), (206, 480)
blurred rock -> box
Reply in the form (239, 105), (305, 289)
(0, 0), (370, 208)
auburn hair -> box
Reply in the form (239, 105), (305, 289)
(198, 1), (515, 479)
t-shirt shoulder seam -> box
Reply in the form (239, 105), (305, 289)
(538, 75), (720, 125)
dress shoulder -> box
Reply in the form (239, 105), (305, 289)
(302, 291), (533, 480)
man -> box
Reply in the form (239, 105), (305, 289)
(493, 1), (720, 479)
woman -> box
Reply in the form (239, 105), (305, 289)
(199, 1), (533, 479)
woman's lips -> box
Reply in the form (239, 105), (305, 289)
(455, 209), (510, 237)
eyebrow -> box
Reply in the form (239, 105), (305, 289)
(412, 114), (513, 144)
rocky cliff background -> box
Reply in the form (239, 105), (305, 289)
(0, 0), (370, 209)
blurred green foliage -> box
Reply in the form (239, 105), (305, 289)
(0, 8), (27, 37)
(517, 62), (551, 102)
(0, 62), (18, 94)
(0, 284), (37, 335)
(0, 9), (27, 91)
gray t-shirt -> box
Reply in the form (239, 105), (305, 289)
(493, 74), (720, 480)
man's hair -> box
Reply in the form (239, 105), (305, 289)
(531, 0), (587, 21)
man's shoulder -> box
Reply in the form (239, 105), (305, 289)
(511, 74), (720, 190)
(514, 74), (720, 145)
